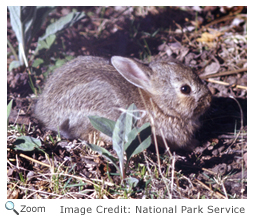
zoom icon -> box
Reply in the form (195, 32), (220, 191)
(5, 201), (19, 215)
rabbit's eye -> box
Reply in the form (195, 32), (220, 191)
(180, 84), (191, 95)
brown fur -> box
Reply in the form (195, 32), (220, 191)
(35, 56), (212, 150)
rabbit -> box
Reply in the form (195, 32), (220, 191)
(34, 56), (212, 150)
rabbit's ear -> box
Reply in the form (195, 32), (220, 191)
(111, 56), (151, 90)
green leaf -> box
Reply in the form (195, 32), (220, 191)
(37, 34), (56, 50)
(37, 40), (48, 50)
(7, 99), (13, 125)
(46, 34), (56, 47)
(131, 135), (151, 156)
(32, 58), (44, 68)
(124, 127), (138, 151)
(8, 7), (24, 55)
(125, 176), (139, 188)
(124, 123), (150, 151)
(88, 116), (115, 138)
(87, 104), (151, 181)
(85, 143), (119, 172)
(13, 136), (41, 151)
(112, 103), (139, 159)
(36, 11), (85, 53)
(44, 11), (85, 39)
(112, 111), (127, 178)
(55, 59), (68, 68)
(125, 123), (151, 164)
(8, 6), (54, 64)
(112, 104), (141, 178)
(9, 60), (22, 71)
(29, 7), (55, 46)
(124, 103), (139, 142)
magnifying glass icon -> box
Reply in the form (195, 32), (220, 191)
(5, 201), (19, 215)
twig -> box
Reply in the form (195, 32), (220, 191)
(138, 88), (172, 197)
(12, 184), (65, 198)
(221, 179), (229, 199)
(19, 153), (51, 168)
(197, 14), (236, 33)
(206, 78), (247, 90)
(194, 179), (226, 199)
(201, 168), (217, 176)
(7, 38), (18, 61)
(170, 153), (176, 199)
(160, 129), (172, 157)
(173, 21), (195, 47)
(200, 68), (247, 79)
(138, 88), (162, 169)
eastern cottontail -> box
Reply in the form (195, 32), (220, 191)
(34, 56), (212, 150)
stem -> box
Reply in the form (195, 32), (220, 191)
(7, 38), (18, 61)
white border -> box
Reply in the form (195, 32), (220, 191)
(3, 2), (251, 219)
